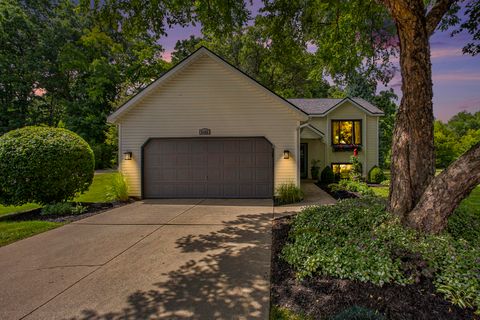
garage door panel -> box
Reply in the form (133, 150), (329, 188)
(223, 140), (239, 153)
(207, 153), (222, 167)
(207, 140), (223, 153)
(239, 168), (254, 182)
(143, 138), (273, 198)
(255, 153), (272, 167)
(223, 153), (239, 167)
(223, 168), (239, 182)
(207, 183), (223, 197)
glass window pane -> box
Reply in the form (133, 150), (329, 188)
(354, 121), (361, 144)
(332, 121), (340, 144)
(339, 121), (353, 144)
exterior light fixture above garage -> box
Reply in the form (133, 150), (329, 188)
(123, 152), (132, 160)
(283, 150), (290, 159)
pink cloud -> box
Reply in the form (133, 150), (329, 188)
(162, 50), (172, 62)
(430, 47), (463, 59)
(453, 97), (480, 111)
(433, 72), (480, 82)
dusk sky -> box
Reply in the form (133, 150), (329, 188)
(158, 2), (480, 122)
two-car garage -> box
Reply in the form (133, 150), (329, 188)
(108, 47), (308, 199)
(142, 138), (273, 198)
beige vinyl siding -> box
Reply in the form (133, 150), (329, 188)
(306, 101), (379, 175)
(301, 139), (325, 178)
(116, 54), (303, 197)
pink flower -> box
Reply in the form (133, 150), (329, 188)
(353, 148), (358, 157)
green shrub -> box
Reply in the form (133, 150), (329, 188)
(447, 205), (480, 245)
(380, 179), (390, 186)
(0, 126), (94, 205)
(332, 306), (385, 320)
(107, 173), (129, 201)
(330, 179), (375, 197)
(349, 155), (362, 181)
(368, 166), (385, 184)
(270, 306), (312, 320)
(276, 182), (303, 205)
(311, 159), (321, 180)
(282, 198), (480, 312)
(42, 202), (73, 215)
(41, 202), (87, 216)
(71, 204), (87, 215)
(321, 166), (335, 184)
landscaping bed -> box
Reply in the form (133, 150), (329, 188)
(271, 215), (477, 320)
(0, 200), (134, 223)
(316, 182), (358, 200)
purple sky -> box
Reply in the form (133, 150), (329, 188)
(158, 3), (480, 122)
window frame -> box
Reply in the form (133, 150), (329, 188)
(331, 119), (363, 147)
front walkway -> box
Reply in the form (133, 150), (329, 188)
(274, 181), (336, 217)
(0, 199), (272, 320)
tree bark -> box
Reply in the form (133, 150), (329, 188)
(406, 142), (480, 233)
(382, 0), (436, 218)
(380, 0), (478, 233)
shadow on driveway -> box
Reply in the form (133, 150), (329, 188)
(68, 212), (272, 320)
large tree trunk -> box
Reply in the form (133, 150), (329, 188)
(406, 142), (480, 233)
(383, 0), (436, 219)
(380, 0), (479, 233)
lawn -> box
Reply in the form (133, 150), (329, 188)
(74, 172), (117, 203)
(0, 221), (62, 247)
(370, 184), (480, 212)
(0, 172), (118, 247)
(0, 172), (117, 216)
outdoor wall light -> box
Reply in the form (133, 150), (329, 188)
(283, 150), (290, 159)
(123, 152), (133, 160)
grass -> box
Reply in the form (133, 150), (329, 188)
(74, 172), (118, 203)
(0, 221), (62, 247)
(370, 182), (480, 213)
(0, 172), (118, 217)
(0, 203), (40, 217)
(270, 306), (312, 320)
(0, 172), (118, 247)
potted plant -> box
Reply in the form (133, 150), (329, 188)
(311, 159), (321, 180)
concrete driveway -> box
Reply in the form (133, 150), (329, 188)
(0, 199), (273, 320)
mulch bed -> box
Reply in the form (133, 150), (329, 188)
(316, 182), (358, 200)
(0, 200), (135, 223)
(270, 215), (478, 320)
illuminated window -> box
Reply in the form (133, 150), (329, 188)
(332, 120), (361, 145)
(332, 163), (353, 179)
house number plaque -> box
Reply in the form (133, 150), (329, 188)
(199, 128), (211, 135)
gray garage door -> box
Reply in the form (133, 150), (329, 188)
(143, 138), (273, 198)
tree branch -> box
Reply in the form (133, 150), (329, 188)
(406, 141), (480, 233)
(426, 0), (456, 36)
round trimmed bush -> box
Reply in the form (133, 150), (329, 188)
(368, 166), (385, 184)
(0, 126), (94, 205)
(321, 165), (335, 183)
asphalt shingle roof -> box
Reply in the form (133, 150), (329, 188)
(287, 97), (384, 115)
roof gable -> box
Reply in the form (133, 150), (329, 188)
(288, 97), (384, 116)
(108, 46), (308, 123)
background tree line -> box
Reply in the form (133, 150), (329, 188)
(1, 0), (477, 179)
(0, 0), (168, 168)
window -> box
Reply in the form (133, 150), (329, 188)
(332, 163), (353, 179)
(332, 120), (362, 145)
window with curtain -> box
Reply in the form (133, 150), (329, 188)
(332, 120), (362, 145)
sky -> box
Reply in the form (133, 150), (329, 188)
(157, 3), (480, 122)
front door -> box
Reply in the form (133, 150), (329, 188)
(300, 143), (308, 179)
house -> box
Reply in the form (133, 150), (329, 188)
(107, 47), (384, 199)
